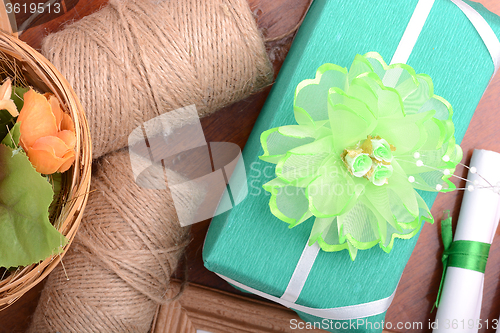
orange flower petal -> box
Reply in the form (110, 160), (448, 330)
(57, 150), (75, 173)
(60, 112), (75, 133)
(46, 93), (63, 130)
(17, 89), (77, 174)
(31, 136), (72, 156)
(17, 89), (58, 149)
(57, 130), (76, 149)
(28, 136), (74, 174)
(27, 147), (65, 174)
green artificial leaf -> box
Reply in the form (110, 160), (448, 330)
(1, 122), (20, 150)
(0, 109), (15, 145)
(48, 172), (63, 219)
(11, 86), (28, 112)
(0, 143), (66, 268)
(0, 86), (25, 145)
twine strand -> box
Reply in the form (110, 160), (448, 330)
(41, 0), (273, 159)
(28, 0), (272, 330)
(28, 150), (205, 332)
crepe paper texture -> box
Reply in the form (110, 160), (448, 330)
(260, 52), (462, 260)
(204, 0), (500, 332)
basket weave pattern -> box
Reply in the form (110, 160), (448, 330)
(0, 31), (92, 310)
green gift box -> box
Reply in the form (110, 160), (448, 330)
(203, 0), (500, 332)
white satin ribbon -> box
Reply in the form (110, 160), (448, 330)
(217, 228), (399, 319)
(216, 272), (398, 320)
(213, 0), (500, 321)
(390, 0), (436, 65)
(449, 0), (500, 76)
(280, 242), (321, 303)
(384, 0), (500, 88)
(383, 0), (436, 87)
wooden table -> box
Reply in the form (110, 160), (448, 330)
(2, 0), (500, 332)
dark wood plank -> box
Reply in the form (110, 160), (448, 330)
(155, 281), (328, 333)
(18, 0), (108, 50)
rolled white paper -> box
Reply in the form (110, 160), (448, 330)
(433, 149), (500, 333)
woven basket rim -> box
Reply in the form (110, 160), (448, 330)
(0, 31), (92, 310)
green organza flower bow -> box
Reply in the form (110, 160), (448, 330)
(260, 52), (462, 260)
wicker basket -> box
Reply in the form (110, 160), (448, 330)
(0, 7), (92, 309)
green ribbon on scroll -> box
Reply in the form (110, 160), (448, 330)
(434, 211), (491, 310)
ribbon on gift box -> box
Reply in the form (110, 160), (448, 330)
(216, 0), (500, 321)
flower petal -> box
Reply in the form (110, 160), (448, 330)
(403, 74), (433, 114)
(364, 52), (388, 78)
(0, 99), (18, 117)
(276, 136), (334, 184)
(374, 110), (434, 154)
(395, 140), (462, 193)
(347, 77), (379, 117)
(328, 87), (376, 122)
(45, 93), (63, 129)
(294, 64), (348, 124)
(418, 95), (452, 121)
(306, 156), (360, 217)
(263, 177), (312, 227)
(260, 127), (315, 164)
(379, 192), (432, 252)
(17, 89), (58, 149)
(278, 123), (330, 140)
(61, 112), (75, 133)
(364, 53), (419, 93)
(386, 160), (419, 217)
(348, 54), (374, 83)
(0, 78), (11, 101)
(288, 135), (334, 155)
(57, 130), (76, 149)
(337, 200), (381, 254)
(309, 217), (353, 256)
(276, 151), (330, 185)
(328, 97), (375, 151)
(309, 216), (337, 244)
(28, 136), (73, 174)
(377, 88), (405, 119)
(351, 74), (406, 119)
(57, 150), (76, 173)
(362, 184), (399, 231)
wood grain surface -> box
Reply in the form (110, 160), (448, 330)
(153, 281), (394, 333)
(154, 281), (327, 333)
(1, 0), (500, 332)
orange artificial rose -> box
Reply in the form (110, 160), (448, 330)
(17, 89), (76, 174)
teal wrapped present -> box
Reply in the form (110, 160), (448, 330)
(203, 0), (500, 332)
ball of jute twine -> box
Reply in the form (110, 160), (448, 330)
(41, 0), (273, 159)
(28, 149), (205, 333)
(28, 0), (272, 330)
